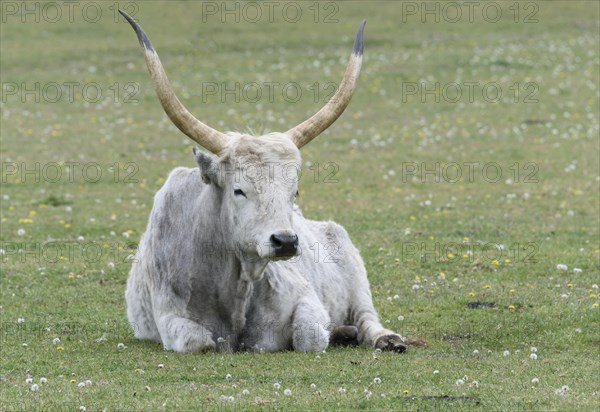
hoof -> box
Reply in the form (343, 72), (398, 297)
(375, 334), (407, 353)
(331, 325), (359, 346)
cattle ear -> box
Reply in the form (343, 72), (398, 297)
(193, 147), (219, 185)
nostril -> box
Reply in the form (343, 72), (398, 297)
(270, 234), (283, 248)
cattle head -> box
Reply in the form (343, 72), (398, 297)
(120, 10), (365, 268)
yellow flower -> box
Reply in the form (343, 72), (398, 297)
(491, 259), (500, 266)
(567, 283), (573, 288)
(28, 210), (37, 217)
(403, 390), (410, 395)
(482, 285), (491, 289)
(504, 259), (511, 263)
(508, 305), (516, 310)
(510, 289), (516, 293)
(592, 303), (599, 308)
(70, 379), (76, 383)
(468, 292), (476, 297)
(57, 346), (64, 351)
(447, 253), (455, 259)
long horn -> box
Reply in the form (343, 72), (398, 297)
(119, 10), (228, 154)
(286, 20), (366, 149)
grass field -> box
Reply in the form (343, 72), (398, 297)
(1, 1), (599, 410)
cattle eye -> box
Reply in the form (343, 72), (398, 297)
(234, 188), (246, 197)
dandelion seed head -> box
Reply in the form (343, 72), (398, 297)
(30, 383), (39, 392)
(373, 377), (381, 384)
(503, 350), (510, 356)
(531, 378), (540, 385)
(284, 389), (292, 396)
(530, 353), (538, 360)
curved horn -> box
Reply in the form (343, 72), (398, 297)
(119, 10), (228, 154)
(286, 20), (366, 149)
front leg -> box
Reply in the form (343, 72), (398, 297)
(353, 290), (407, 353)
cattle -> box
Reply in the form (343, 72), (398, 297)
(120, 9), (408, 353)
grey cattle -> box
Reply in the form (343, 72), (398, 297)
(120, 10), (408, 353)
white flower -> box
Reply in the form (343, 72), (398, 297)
(30, 384), (39, 392)
(433, 370), (439, 374)
(78, 382), (85, 388)
(393, 294), (400, 300)
(411, 284), (420, 290)
(273, 383), (281, 390)
(456, 379), (465, 386)
(310, 383), (316, 389)
(17, 228), (25, 236)
(52, 338), (60, 345)
(530, 347), (537, 353)
(556, 264), (568, 271)
(397, 316), (404, 321)
(117, 343), (126, 350)
(157, 364), (164, 369)
(473, 349), (480, 355)
(573, 268), (582, 273)
(22, 343), (28, 348)
(561, 293), (569, 299)
(503, 350), (510, 357)
(531, 378), (540, 385)
(227, 396), (234, 402)
(373, 377), (381, 384)
(225, 374), (232, 381)
(338, 387), (346, 393)
(122, 232), (130, 238)
(17, 317), (25, 324)
(530, 353), (538, 360)
(562, 385), (570, 392)
(241, 389), (249, 395)
(85, 380), (92, 386)
(592, 284), (598, 289)
(364, 389), (372, 399)
(107, 262), (115, 269)
(284, 389), (292, 396)
(40, 377), (48, 384)
(25, 378), (33, 384)
(79, 407), (86, 411)
(77, 236), (84, 241)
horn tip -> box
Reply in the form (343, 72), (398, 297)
(119, 9), (155, 53)
(353, 20), (366, 56)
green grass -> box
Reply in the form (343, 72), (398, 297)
(1, 1), (599, 410)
